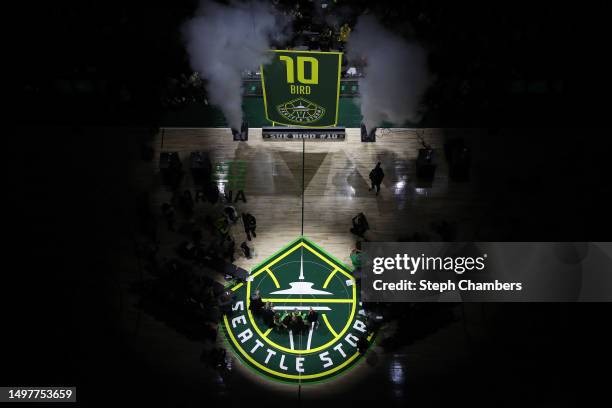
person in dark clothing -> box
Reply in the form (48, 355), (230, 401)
(432, 220), (456, 242)
(262, 302), (275, 327)
(281, 312), (292, 329)
(273, 312), (284, 330)
(289, 313), (306, 334)
(368, 162), (385, 195)
(215, 216), (229, 237)
(217, 290), (235, 315)
(350, 213), (369, 238)
(357, 336), (369, 354)
(223, 235), (236, 263)
(249, 290), (264, 315)
(306, 307), (319, 329)
(204, 182), (219, 204)
(241, 241), (253, 259)
(242, 213), (257, 240)
(224, 205), (239, 223)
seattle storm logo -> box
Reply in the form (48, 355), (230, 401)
(222, 237), (373, 383)
(276, 98), (326, 124)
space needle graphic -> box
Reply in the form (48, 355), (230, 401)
(269, 247), (332, 311)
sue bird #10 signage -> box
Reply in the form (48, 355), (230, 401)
(260, 50), (342, 127)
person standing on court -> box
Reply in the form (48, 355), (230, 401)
(242, 212), (257, 240)
(369, 162), (385, 195)
(307, 307), (319, 329)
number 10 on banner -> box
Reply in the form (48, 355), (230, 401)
(279, 55), (318, 94)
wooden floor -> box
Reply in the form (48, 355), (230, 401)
(115, 127), (581, 401)
(117, 127), (486, 398)
(148, 127), (482, 271)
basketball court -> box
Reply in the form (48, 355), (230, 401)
(121, 49), (492, 399)
(119, 125), (492, 392)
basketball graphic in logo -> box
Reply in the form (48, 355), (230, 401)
(277, 98), (326, 124)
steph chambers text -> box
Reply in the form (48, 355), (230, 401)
(372, 279), (523, 292)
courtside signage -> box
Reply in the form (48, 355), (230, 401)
(222, 237), (373, 383)
(262, 126), (345, 140)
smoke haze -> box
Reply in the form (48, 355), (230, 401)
(346, 15), (431, 129)
(183, 1), (289, 129)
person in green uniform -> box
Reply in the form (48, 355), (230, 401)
(350, 241), (363, 269)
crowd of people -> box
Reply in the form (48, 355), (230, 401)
(249, 290), (319, 334)
(134, 157), (461, 362)
(133, 169), (263, 350)
(155, 189), (258, 266)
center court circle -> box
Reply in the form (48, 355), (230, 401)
(222, 236), (375, 383)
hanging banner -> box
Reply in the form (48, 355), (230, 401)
(260, 50), (342, 127)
